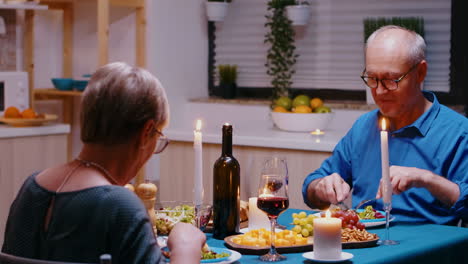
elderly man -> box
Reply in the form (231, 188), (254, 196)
(302, 25), (467, 225)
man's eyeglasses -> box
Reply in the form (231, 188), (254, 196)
(360, 62), (420, 91)
(153, 128), (170, 154)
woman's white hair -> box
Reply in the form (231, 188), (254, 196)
(80, 62), (169, 145)
(366, 25), (426, 65)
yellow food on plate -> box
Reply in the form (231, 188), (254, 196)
(231, 228), (308, 247)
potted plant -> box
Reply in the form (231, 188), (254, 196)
(217, 64), (237, 99)
(265, 0), (298, 103)
(206, 0), (232, 22)
(286, 1), (310, 26)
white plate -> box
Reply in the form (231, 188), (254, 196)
(302, 252), (353, 263)
(312, 212), (395, 228)
(216, 249), (241, 264)
(362, 216), (395, 228)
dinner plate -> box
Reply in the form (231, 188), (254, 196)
(160, 244), (241, 264)
(224, 235), (378, 255)
(0, 114), (58, 127)
(302, 252), (353, 263)
(313, 211), (396, 228)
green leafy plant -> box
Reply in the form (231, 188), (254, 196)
(363, 17), (425, 42)
(265, 0), (298, 101)
(217, 64), (237, 85)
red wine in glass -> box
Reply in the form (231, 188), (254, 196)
(257, 197), (289, 218)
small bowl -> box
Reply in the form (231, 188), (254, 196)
(154, 202), (212, 235)
(51, 78), (73, 91)
(73, 80), (88, 91)
(271, 111), (334, 132)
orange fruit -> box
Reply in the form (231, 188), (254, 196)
(21, 108), (37, 119)
(273, 106), (289, 113)
(310, 97), (323, 110)
(292, 105), (312, 113)
(4, 106), (21, 118)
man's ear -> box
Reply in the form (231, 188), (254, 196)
(417, 60), (427, 84)
(137, 120), (155, 149)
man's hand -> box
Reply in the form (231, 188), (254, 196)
(307, 173), (351, 208)
(376, 165), (459, 207)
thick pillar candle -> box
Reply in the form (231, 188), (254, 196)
(380, 118), (391, 204)
(194, 119), (203, 206)
(313, 210), (342, 259)
(248, 197), (270, 230)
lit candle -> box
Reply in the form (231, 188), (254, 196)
(248, 197), (270, 230)
(380, 118), (391, 204)
(194, 119), (203, 206)
(310, 129), (325, 136)
(313, 210), (342, 259)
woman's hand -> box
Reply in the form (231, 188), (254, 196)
(167, 222), (206, 264)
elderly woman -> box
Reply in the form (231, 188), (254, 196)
(2, 62), (205, 264)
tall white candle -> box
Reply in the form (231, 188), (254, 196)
(248, 197), (270, 230)
(194, 119), (203, 206)
(380, 118), (391, 204)
(313, 210), (342, 259)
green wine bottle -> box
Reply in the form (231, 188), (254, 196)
(213, 123), (240, 239)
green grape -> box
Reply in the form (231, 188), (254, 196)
(301, 228), (310, 237)
(293, 218), (301, 225)
(299, 219), (308, 226)
(292, 213), (298, 218)
(298, 211), (307, 219)
(292, 225), (302, 234)
(304, 223), (313, 232)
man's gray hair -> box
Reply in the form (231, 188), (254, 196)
(80, 62), (169, 145)
(366, 25), (426, 65)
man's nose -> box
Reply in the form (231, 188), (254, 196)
(375, 81), (388, 95)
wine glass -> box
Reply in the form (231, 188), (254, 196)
(257, 157), (289, 262)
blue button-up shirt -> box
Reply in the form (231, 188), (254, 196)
(302, 92), (468, 224)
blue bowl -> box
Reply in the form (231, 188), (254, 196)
(51, 78), (73, 91)
(73, 80), (88, 91)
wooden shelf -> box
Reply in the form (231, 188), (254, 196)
(34, 88), (83, 98)
(0, 3), (48, 10)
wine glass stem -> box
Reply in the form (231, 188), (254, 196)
(269, 217), (278, 256)
(384, 207), (391, 241)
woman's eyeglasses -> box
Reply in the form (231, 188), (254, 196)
(153, 129), (170, 154)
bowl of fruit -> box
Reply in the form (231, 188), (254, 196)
(270, 95), (334, 132)
(154, 202), (212, 235)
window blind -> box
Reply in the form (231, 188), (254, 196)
(214, 0), (451, 92)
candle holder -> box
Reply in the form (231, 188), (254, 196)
(378, 202), (399, 245)
(310, 129), (325, 143)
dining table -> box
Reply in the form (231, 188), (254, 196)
(206, 208), (468, 264)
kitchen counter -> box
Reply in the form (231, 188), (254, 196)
(165, 102), (365, 152)
(0, 123), (70, 138)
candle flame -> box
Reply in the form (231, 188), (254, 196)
(315, 129), (321, 133)
(195, 119), (202, 131)
(381, 118), (387, 131)
(325, 210), (331, 218)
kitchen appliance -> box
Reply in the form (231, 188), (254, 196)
(0, 71), (29, 116)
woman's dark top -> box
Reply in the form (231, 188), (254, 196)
(2, 172), (162, 264)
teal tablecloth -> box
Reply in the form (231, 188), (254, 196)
(206, 209), (468, 264)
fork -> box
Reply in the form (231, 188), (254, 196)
(355, 199), (377, 210)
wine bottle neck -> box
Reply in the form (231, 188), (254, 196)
(222, 124), (233, 156)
